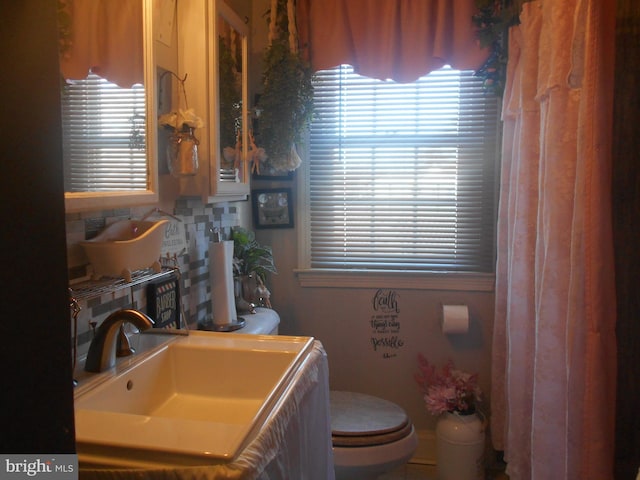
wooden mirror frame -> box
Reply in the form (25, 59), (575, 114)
(64, 0), (158, 213)
(209, 0), (249, 196)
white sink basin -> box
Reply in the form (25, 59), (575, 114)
(74, 331), (315, 467)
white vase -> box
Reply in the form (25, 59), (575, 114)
(436, 411), (485, 480)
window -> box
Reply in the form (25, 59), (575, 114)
(61, 73), (147, 192)
(303, 65), (500, 275)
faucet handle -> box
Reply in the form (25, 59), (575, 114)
(116, 325), (135, 357)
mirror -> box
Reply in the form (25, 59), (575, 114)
(211, 0), (249, 188)
(59, 0), (158, 212)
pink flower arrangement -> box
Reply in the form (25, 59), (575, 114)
(415, 354), (482, 416)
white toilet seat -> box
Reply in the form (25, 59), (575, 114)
(330, 391), (412, 446)
(332, 425), (418, 466)
(333, 420), (413, 447)
(330, 391), (418, 480)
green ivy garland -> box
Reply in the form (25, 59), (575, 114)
(218, 39), (242, 162)
(473, 0), (534, 96)
(255, 0), (314, 172)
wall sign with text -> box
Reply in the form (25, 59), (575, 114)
(147, 276), (181, 329)
(369, 289), (405, 359)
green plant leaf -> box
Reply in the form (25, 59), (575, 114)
(231, 227), (277, 282)
(255, 0), (314, 172)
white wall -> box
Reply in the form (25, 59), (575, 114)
(255, 221), (495, 435)
(245, 0), (496, 435)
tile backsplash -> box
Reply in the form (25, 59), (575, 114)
(66, 197), (241, 363)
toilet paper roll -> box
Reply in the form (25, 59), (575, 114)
(209, 240), (237, 326)
(441, 305), (469, 334)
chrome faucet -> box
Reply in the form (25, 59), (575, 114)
(84, 309), (155, 373)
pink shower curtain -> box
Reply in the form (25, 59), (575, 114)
(491, 1), (617, 479)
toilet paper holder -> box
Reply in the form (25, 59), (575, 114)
(441, 304), (470, 334)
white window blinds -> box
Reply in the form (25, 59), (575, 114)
(308, 65), (500, 273)
(61, 73), (147, 192)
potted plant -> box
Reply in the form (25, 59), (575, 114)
(415, 355), (486, 479)
(231, 227), (277, 307)
(254, 0), (314, 174)
(415, 355), (482, 416)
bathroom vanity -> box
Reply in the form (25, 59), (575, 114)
(74, 329), (334, 479)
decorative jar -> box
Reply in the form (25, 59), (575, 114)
(436, 411), (485, 480)
(167, 127), (199, 177)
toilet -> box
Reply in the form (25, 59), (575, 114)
(230, 311), (417, 478)
(330, 391), (418, 480)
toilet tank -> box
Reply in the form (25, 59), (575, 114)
(233, 308), (280, 335)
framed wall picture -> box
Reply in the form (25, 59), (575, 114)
(252, 188), (294, 228)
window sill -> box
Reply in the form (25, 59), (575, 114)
(294, 269), (495, 292)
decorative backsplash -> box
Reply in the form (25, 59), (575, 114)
(65, 197), (241, 363)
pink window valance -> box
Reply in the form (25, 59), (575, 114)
(59, 0), (143, 88)
(296, 0), (489, 83)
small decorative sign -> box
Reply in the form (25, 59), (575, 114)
(160, 218), (188, 257)
(147, 277), (181, 329)
(369, 289), (404, 359)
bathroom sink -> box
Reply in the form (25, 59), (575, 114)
(74, 331), (315, 467)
